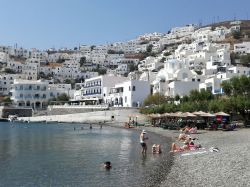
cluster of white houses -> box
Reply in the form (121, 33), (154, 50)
(2, 20), (250, 109)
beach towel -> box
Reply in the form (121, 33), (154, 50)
(181, 148), (206, 157)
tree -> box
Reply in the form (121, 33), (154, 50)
(79, 57), (86, 67)
(56, 93), (69, 102)
(146, 44), (153, 53)
(160, 57), (166, 63)
(4, 68), (16, 74)
(230, 52), (240, 65)
(221, 80), (232, 96)
(163, 52), (171, 57)
(143, 93), (166, 106)
(90, 45), (96, 51)
(174, 94), (180, 101)
(232, 31), (242, 39)
(97, 69), (107, 75)
(2, 96), (11, 106)
(240, 54), (250, 66)
(128, 64), (138, 72)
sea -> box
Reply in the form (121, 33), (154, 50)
(0, 122), (172, 187)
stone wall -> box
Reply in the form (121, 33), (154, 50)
(0, 107), (32, 118)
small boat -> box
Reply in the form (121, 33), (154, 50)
(8, 115), (18, 122)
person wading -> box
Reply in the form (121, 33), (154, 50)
(140, 130), (148, 154)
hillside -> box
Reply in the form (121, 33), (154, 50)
(202, 20), (250, 50)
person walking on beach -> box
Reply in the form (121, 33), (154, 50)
(140, 130), (148, 154)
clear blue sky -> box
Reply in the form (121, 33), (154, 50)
(0, 0), (249, 50)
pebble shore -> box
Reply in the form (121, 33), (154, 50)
(144, 127), (250, 187)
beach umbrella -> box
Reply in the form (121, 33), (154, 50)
(173, 112), (186, 117)
(193, 111), (207, 116)
(163, 112), (170, 117)
(201, 113), (216, 117)
(214, 112), (230, 116)
(183, 112), (197, 117)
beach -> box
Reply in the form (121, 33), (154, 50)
(144, 127), (250, 187)
(19, 110), (250, 186)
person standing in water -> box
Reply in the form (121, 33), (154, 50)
(140, 130), (148, 154)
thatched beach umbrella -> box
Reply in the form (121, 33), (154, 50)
(193, 111), (207, 116)
(183, 112), (197, 118)
(214, 112), (230, 116)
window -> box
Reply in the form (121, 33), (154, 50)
(192, 79), (195, 82)
(125, 96), (127, 103)
(129, 86), (131, 91)
(132, 86), (136, 91)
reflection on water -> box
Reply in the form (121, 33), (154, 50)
(0, 122), (168, 187)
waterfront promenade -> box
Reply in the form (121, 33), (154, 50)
(18, 110), (250, 187)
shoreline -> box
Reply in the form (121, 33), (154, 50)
(17, 111), (250, 186)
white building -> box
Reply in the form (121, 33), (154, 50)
(7, 61), (23, 73)
(138, 56), (163, 72)
(10, 79), (72, 109)
(152, 59), (204, 97)
(10, 79), (49, 109)
(0, 52), (9, 63)
(22, 61), (40, 80)
(105, 80), (150, 107)
(199, 66), (250, 95)
(82, 75), (129, 104)
(234, 42), (250, 54)
(0, 74), (23, 96)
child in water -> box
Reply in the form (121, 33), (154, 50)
(152, 144), (162, 154)
(103, 161), (112, 169)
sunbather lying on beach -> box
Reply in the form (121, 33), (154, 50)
(189, 127), (198, 134)
(170, 142), (190, 152)
(178, 133), (190, 141)
(180, 126), (198, 134)
(170, 141), (201, 153)
(179, 126), (191, 133)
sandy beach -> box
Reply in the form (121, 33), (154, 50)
(19, 110), (250, 186)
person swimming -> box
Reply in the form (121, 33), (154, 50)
(103, 161), (112, 169)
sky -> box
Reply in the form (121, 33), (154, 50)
(0, 0), (249, 50)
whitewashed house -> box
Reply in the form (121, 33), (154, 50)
(234, 42), (250, 54)
(82, 75), (128, 104)
(10, 79), (49, 109)
(0, 74), (23, 96)
(7, 61), (23, 73)
(152, 59), (204, 97)
(10, 79), (72, 109)
(105, 80), (150, 107)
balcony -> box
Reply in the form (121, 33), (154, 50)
(82, 92), (101, 96)
(83, 84), (101, 88)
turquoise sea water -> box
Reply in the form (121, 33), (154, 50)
(0, 122), (170, 187)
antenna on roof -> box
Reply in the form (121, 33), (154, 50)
(198, 19), (203, 28)
(217, 16), (220, 23)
